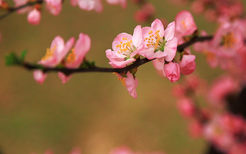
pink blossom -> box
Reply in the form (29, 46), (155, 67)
(193, 31), (218, 68)
(139, 19), (178, 61)
(45, 0), (62, 15)
(208, 76), (239, 104)
(27, 9), (41, 25)
(179, 54), (196, 75)
(73, 0), (103, 12)
(39, 36), (75, 67)
(106, 0), (126, 8)
(212, 21), (244, 58)
(58, 33), (91, 83)
(163, 62), (180, 82)
(117, 72), (138, 98)
(134, 3), (155, 23)
(220, 114), (245, 134)
(204, 115), (234, 150)
(106, 25), (143, 68)
(177, 98), (195, 118)
(33, 70), (47, 84)
(175, 10), (197, 37)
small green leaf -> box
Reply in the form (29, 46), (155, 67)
(20, 50), (27, 62)
(81, 59), (96, 68)
(5, 53), (20, 66)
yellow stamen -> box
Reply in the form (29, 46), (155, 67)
(66, 48), (76, 63)
(41, 45), (56, 61)
(222, 32), (236, 48)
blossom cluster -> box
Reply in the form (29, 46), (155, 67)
(105, 10), (198, 98)
(194, 18), (246, 82)
(32, 11), (198, 98)
(0, 0), (127, 25)
(33, 33), (91, 84)
(173, 75), (246, 154)
(172, 0), (244, 21)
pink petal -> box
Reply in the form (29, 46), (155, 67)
(132, 25), (143, 48)
(125, 72), (138, 98)
(164, 21), (176, 41)
(164, 37), (177, 62)
(151, 19), (164, 37)
(109, 58), (135, 68)
(138, 47), (155, 59)
(58, 72), (72, 84)
(66, 33), (91, 68)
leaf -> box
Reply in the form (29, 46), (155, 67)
(20, 50), (27, 62)
(5, 53), (20, 66)
(81, 59), (96, 68)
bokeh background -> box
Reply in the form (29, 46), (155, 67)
(0, 0), (245, 154)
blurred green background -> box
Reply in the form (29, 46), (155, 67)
(0, 0), (245, 154)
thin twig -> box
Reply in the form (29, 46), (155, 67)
(0, 0), (43, 20)
(16, 35), (213, 75)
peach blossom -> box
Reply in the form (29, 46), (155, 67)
(139, 19), (178, 61)
(106, 25), (143, 68)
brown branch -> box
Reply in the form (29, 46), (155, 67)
(15, 35), (213, 75)
(0, 0), (43, 20)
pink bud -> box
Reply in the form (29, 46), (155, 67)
(163, 62), (180, 82)
(177, 98), (195, 118)
(33, 70), (47, 84)
(179, 54), (196, 75)
(27, 9), (41, 25)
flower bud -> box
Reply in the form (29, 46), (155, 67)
(33, 70), (47, 84)
(27, 9), (41, 25)
(179, 54), (196, 75)
(163, 62), (180, 82)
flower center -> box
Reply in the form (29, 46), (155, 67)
(205, 50), (216, 61)
(144, 30), (162, 49)
(66, 48), (76, 63)
(221, 32), (236, 48)
(115, 37), (134, 56)
(41, 45), (56, 61)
